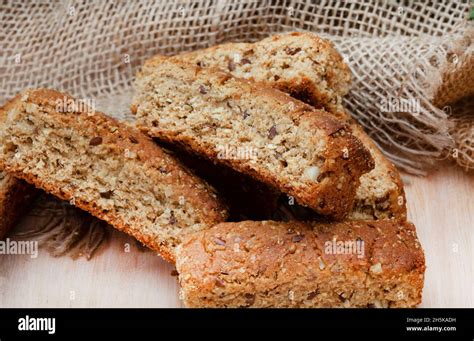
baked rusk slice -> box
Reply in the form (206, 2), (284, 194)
(146, 33), (406, 220)
(0, 89), (227, 262)
(132, 60), (374, 219)
(0, 172), (37, 239)
(144, 31), (352, 120)
(176, 220), (425, 308)
(349, 125), (406, 220)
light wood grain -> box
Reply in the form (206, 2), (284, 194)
(403, 165), (474, 308)
(0, 166), (472, 308)
(0, 231), (181, 308)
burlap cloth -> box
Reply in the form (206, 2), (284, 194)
(1, 1), (473, 258)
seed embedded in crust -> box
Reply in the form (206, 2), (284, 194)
(241, 58), (251, 65)
(268, 125), (278, 139)
(99, 190), (114, 199)
(168, 211), (178, 225)
(370, 262), (383, 274)
(214, 237), (226, 246)
(285, 47), (302, 55)
(304, 166), (320, 181)
(129, 136), (139, 144)
(215, 277), (225, 287)
(244, 293), (255, 306)
(307, 290), (320, 300)
(199, 85), (208, 94)
(89, 136), (103, 146)
(292, 234), (304, 243)
(169, 211), (177, 225)
(318, 257), (325, 270)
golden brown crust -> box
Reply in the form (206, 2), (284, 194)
(0, 89), (228, 262)
(176, 220), (425, 308)
(133, 60), (374, 219)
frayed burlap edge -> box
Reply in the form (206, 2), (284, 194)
(448, 97), (474, 171)
(12, 193), (108, 260)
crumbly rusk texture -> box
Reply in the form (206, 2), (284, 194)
(0, 89), (227, 262)
(144, 31), (352, 120)
(349, 125), (407, 220)
(0, 172), (37, 239)
(176, 220), (425, 308)
(132, 60), (374, 219)
(145, 32), (406, 220)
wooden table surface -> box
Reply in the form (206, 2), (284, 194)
(1, 166), (473, 308)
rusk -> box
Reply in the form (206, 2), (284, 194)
(144, 31), (351, 119)
(0, 89), (228, 262)
(349, 125), (406, 220)
(146, 32), (406, 220)
(176, 220), (425, 308)
(132, 60), (374, 219)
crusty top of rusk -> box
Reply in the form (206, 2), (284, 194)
(143, 31), (352, 118)
(0, 88), (228, 262)
(177, 220), (425, 303)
